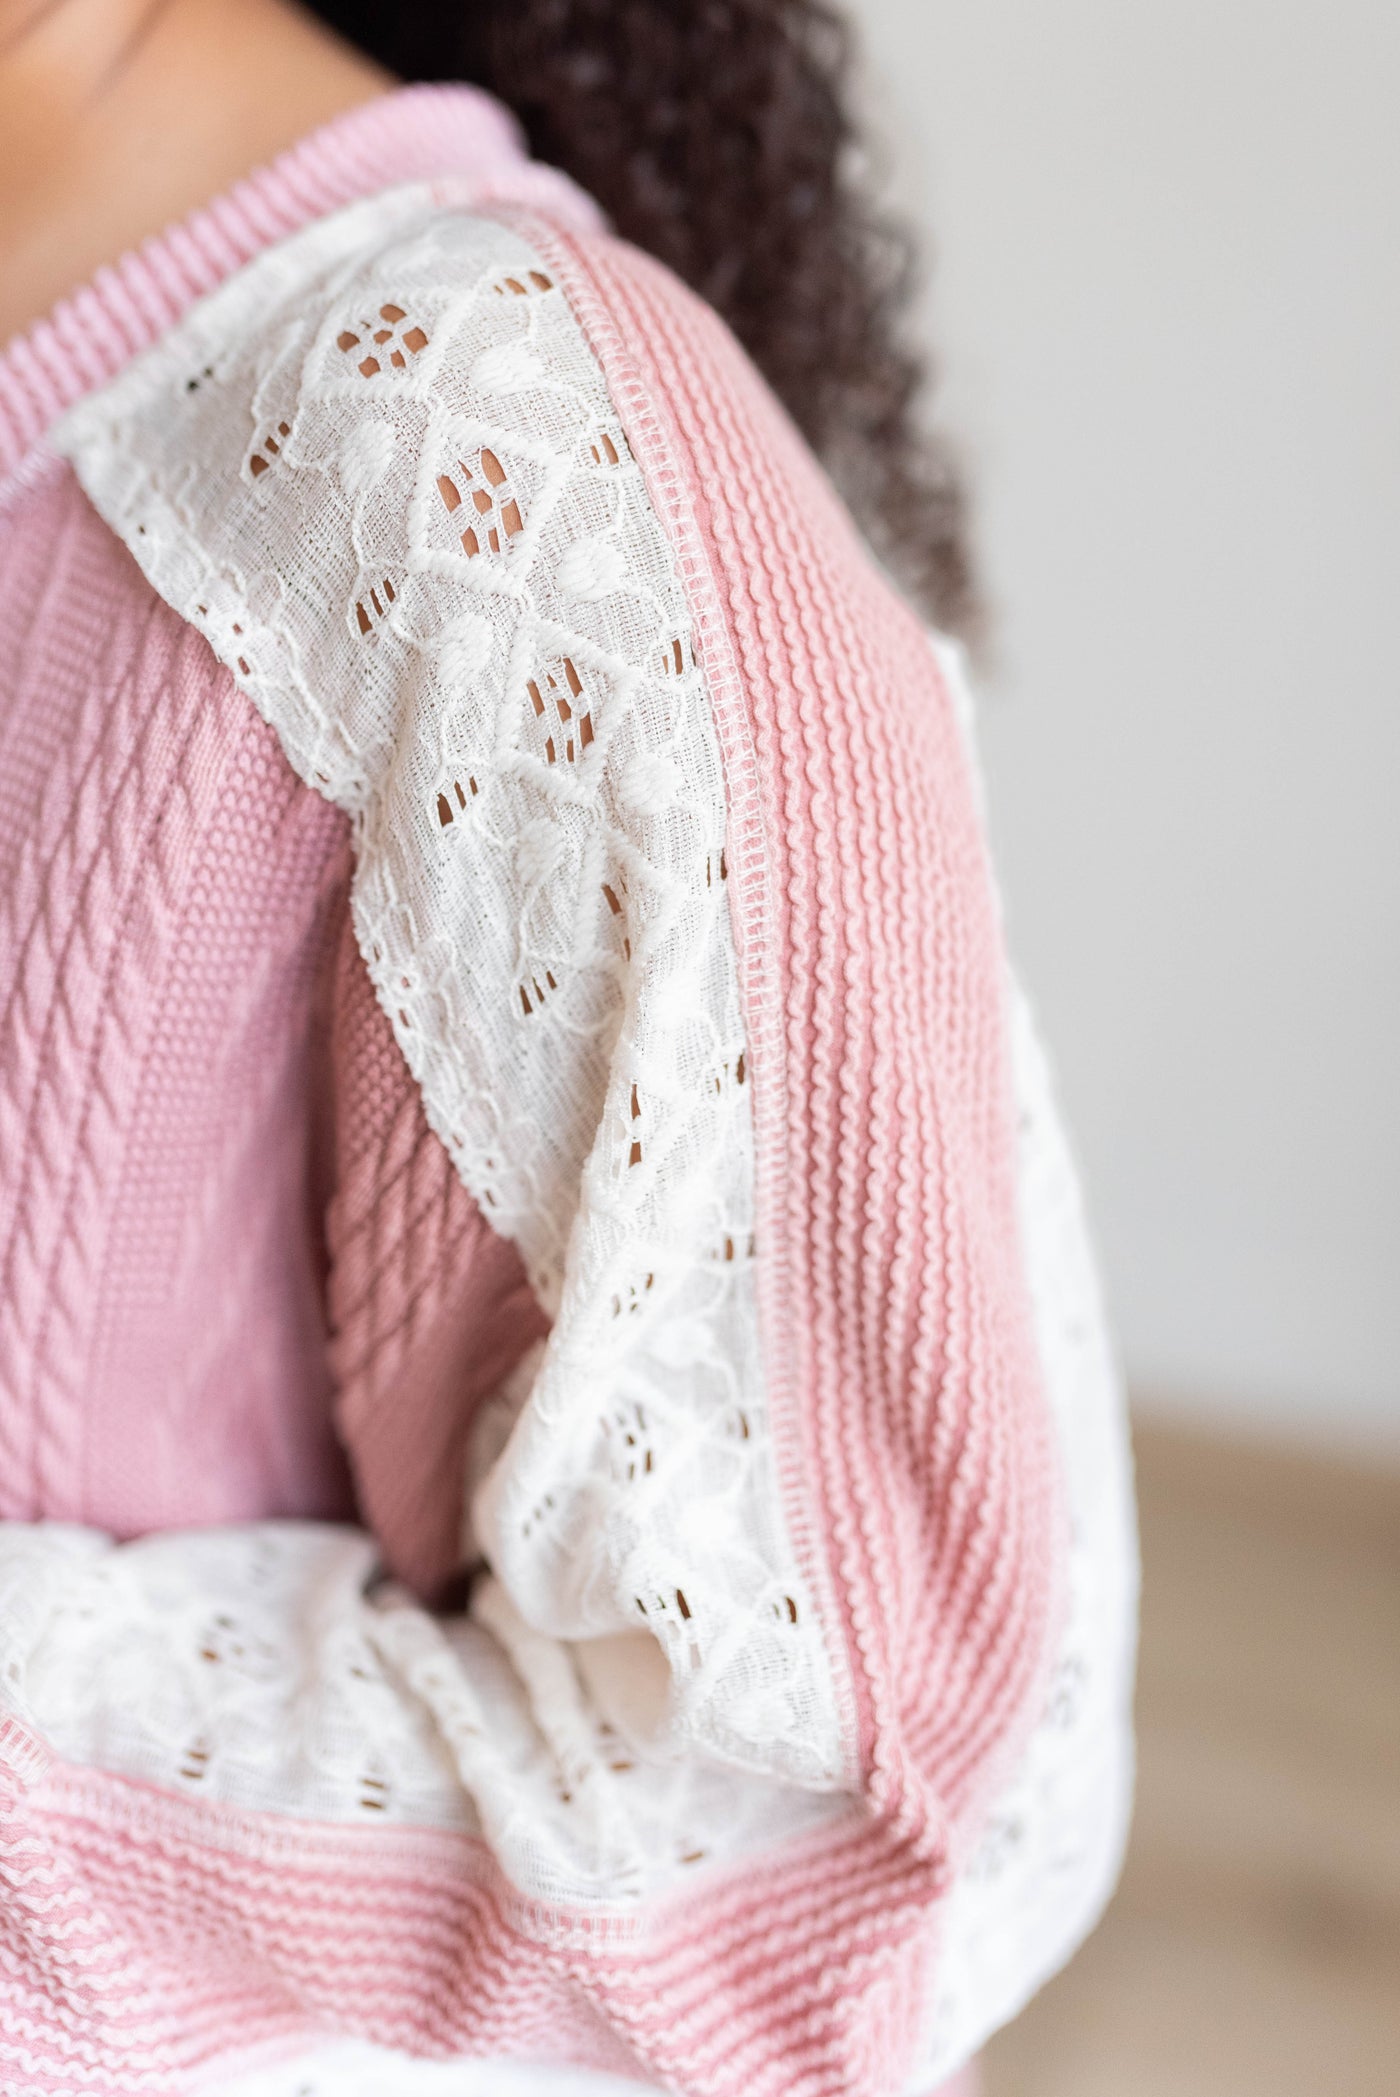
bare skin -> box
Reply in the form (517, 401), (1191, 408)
(0, 0), (394, 343)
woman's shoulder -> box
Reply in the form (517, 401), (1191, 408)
(51, 183), (975, 1064)
(51, 187), (779, 1279)
(52, 178), (907, 728)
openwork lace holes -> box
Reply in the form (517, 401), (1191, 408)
(634, 1589), (703, 1672)
(1046, 1653), (1089, 1730)
(635, 1587), (691, 1622)
(587, 423), (630, 471)
(179, 1738), (211, 1783)
(436, 774), (478, 826)
(519, 967), (559, 1017)
(525, 656), (595, 767)
(492, 268), (554, 299)
(437, 450), (524, 557)
(354, 576), (398, 636)
(713, 1051), (746, 1095)
(660, 634), (696, 679)
(973, 1811), (1027, 1880)
(248, 420), (291, 478)
(597, 1721), (636, 1775)
(601, 872), (631, 961)
(336, 303), (429, 377)
(521, 1490), (558, 1541)
(603, 1399), (654, 1482)
(611, 1270), (655, 1319)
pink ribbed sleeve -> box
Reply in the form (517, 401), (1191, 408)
(534, 210), (1062, 1824)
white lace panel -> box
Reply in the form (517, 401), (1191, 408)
(55, 187), (853, 1898)
(0, 1523), (839, 1909)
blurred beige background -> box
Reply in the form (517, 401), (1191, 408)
(841, 6), (1400, 2094)
(849, 0), (1399, 1459)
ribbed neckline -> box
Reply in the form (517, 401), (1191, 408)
(0, 82), (599, 486)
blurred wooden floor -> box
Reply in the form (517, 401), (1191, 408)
(982, 1419), (1400, 2097)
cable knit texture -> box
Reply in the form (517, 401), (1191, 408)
(0, 455), (356, 1534)
(326, 905), (550, 1597)
(0, 86), (591, 1559)
(0, 85), (1133, 2097)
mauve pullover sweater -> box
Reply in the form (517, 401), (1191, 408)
(0, 85), (1135, 2097)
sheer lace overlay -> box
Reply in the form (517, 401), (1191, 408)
(0, 1525), (839, 1907)
(56, 189), (851, 1900)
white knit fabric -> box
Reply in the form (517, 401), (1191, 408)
(3, 189), (1139, 2089)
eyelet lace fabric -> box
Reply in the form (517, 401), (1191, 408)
(10, 189), (1139, 2090)
(56, 189), (851, 1905)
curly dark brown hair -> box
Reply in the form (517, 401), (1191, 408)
(308, 0), (976, 634)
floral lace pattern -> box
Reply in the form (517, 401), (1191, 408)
(0, 937), (1134, 2084)
(0, 1523), (840, 1909)
(56, 188), (851, 1900)
(35, 193), (1137, 2077)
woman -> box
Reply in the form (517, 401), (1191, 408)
(0, 3), (1136, 2092)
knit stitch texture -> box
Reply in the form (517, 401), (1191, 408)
(0, 84), (1134, 2097)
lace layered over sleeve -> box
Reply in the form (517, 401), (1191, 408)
(0, 185), (1135, 2097)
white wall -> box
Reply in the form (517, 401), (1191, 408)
(848, 0), (1400, 1454)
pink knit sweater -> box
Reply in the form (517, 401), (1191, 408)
(0, 84), (1133, 2097)
(0, 86), (585, 1573)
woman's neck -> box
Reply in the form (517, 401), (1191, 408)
(0, 0), (392, 343)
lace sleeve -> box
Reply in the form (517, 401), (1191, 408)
(20, 183), (1131, 2097)
(56, 189), (851, 1824)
